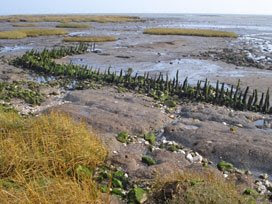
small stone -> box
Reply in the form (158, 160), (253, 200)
(113, 151), (118, 154)
(169, 114), (175, 119)
(245, 170), (252, 175)
(257, 184), (267, 194)
(236, 124), (243, 128)
(259, 173), (269, 180)
(178, 150), (186, 154)
(193, 154), (203, 163)
(264, 180), (272, 188)
(186, 153), (194, 163)
(222, 122), (227, 126)
(223, 174), (228, 178)
(144, 141), (149, 145)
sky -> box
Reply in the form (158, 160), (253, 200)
(1, 0), (272, 15)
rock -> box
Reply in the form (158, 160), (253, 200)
(257, 184), (267, 194)
(164, 104), (272, 174)
(193, 154), (203, 163)
(186, 153), (194, 163)
(51, 88), (171, 135)
(259, 173), (269, 180)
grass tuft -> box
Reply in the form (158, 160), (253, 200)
(0, 110), (107, 203)
(0, 29), (68, 39)
(63, 36), (116, 43)
(144, 28), (238, 38)
(56, 23), (90, 29)
(150, 170), (255, 203)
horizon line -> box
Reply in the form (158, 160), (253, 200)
(1, 12), (272, 17)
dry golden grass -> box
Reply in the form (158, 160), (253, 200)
(151, 170), (254, 203)
(144, 28), (238, 38)
(0, 31), (27, 39)
(64, 36), (117, 43)
(0, 110), (107, 203)
(21, 29), (68, 37)
(56, 23), (90, 29)
(0, 15), (141, 23)
(0, 29), (68, 39)
(12, 23), (37, 27)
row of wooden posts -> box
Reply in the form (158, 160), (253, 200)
(13, 44), (271, 114)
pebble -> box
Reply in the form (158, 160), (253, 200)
(223, 174), (228, 178)
(186, 153), (194, 163)
(260, 173), (269, 180)
(113, 151), (118, 154)
(236, 124), (243, 128)
(222, 122), (227, 126)
(144, 141), (149, 145)
(193, 154), (203, 163)
(257, 184), (267, 194)
(178, 150), (186, 154)
(169, 114), (175, 119)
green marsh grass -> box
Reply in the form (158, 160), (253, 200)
(144, 28), (238, 38)
(0, 28), (68, 39)
(0, 15), (141, 23)
(63, 36), (116, 43)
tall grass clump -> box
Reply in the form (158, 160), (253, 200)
(144, 28), (238, 38)
(56, 23), (90, 29)
(0, 110), (107, 203)
(149, 170), (254, 203)
(0, 29), (67, 39)
(64, 36), (116, 43)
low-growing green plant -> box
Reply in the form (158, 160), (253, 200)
(116, 131), (129, 143)
(144, 28), (238, 38)
(63, 36), (116, 43)
(128, 187), (148, 204)
(217, 161), (234, 172)
(0, 81), (44, 105)
(142, 156), (156, 166)
(164, 99), (177, 108)
(144, 132), (156, 145)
